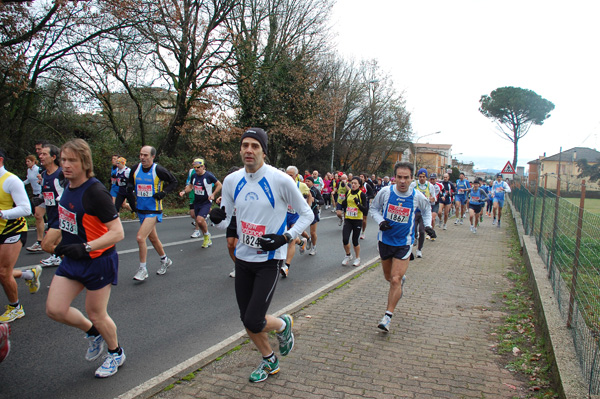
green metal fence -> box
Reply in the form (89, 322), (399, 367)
(510, 178), (600, 395)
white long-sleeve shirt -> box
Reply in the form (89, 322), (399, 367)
(0, 166), (32, 219)
(218, 163), (313, 262)
(23, 164), (42, 195)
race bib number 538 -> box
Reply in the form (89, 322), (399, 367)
(241, 220), (266, 248)
(58, 205), (78, 235)
(386, 203), (410, 223)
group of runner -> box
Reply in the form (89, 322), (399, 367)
(0, 129), (512, 383)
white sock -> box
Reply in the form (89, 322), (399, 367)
(21, 270), (34, 280)
(140, 262), (147, 269)
(277, 318), (286, 332)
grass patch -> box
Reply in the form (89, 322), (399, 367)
(493, 208), (558, 398)
(564, 197), (600, 215)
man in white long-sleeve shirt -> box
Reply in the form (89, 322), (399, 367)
(0, 149), (42, 323)
(370, 162), (436, 332)
(210, 128), (313, 383)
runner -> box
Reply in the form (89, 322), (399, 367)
(468, 179), (489, 233)
(281, 166), (313, 278)
(209, 128), (312, 383)
(39, 144), (65, 267)
(0, 322), (9, 362)
(304, 176), (324, 256)
(370, 162), (435, 332)
(409, 168), (436, 258)
(179, 158), (221, 246)
(113, 157), (133, 214)
(128, 146), (178, 280)
(321, 172), (333, 209)
(334, 174), (349, 226)
(184, 159), (200, 237)
(428, 173), (443, 238)
(358, 173), (375, 240)
(453, 172), (471, 225)
(109, 154), (119, 202)
(340, 177), (368, 266)
(485, 179), (493, 217)
(0, 149), (38, 323)
(438, 173), (455, 230)
(491, 173), (511, 228)
(45, 139), (126, 378)
(23, 155), (45, 252)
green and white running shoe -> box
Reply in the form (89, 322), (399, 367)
(276, 314), (294, 356)
(249, 357), (279, 383)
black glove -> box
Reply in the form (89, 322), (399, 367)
(379, 220), (392, 231)
(257, 234), (288, 251)
(54, 243), (87, 260)
(152, 191), (166, 200)
(209, 206), (227, 224)
(425, 226), (437, 239)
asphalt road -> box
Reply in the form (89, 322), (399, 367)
(2, 211), (380, 399)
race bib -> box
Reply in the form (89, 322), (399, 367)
(194, 184), (205, 196)
(287, 204), (297, 214)
(137, 184), (153, 197)
(240, 220), (266, 248)
(339, 193), (346, 200)
(58, 205), (78, 235)
(471, 196), (480, 202)
(345, 207), (358, 217)
(458, 189), (464, 194)
(495, 187), (503, 192)
(43, 192), (55, 206)
(386, 203), (410, 223)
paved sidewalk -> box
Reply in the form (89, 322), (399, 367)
(153, 216), (530, 398)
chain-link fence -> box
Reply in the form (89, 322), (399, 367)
(510, 176), (600, 395)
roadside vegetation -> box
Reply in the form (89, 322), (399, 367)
(493, 210), (558, 398)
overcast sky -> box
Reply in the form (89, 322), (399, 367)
(331, 0), (600, 171)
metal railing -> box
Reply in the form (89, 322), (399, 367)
(510, 175), (600, 395)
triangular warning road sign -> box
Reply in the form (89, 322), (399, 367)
(501, 161), (515, 174)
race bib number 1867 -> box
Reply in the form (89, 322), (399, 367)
(386, 203), (410, 223)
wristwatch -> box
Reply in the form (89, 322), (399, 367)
(283, 232), (292, 243)
(84, 242), (92, 253)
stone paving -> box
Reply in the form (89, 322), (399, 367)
(153, 215), (531, 398)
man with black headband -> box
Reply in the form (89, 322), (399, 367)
(210, 128), (312, 383)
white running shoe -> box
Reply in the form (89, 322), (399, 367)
(298, 237), (307, 254)
(459, 218), (463, 225)
(229, 269), (236, 278)
(133, 267), (148, 281)
(443, 224), (447, 230)
(377, 315), (391, 332)
(352, 257), (361, 267)
(40, 254), (61, 267)
(341, 254), (352, 266)
(26, 242), (43, 252)
(492, 218), (497, 226)
(190, 230), (201, 238)
(416, 250), (423, 258)
(472, 227), (477, 234)
(157, 258), (172, 275)
(338, 217), (343, 226)
(454, 219), (459, 225)
(470, 225), (474, 232)
(85, 334), (106, 361)
(359, 232), (365, 240)
(95, 350), (126, 378)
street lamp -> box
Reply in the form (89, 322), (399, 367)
(412, 131), (441, 175)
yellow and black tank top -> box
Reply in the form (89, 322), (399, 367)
(0, 172), (28, 236)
